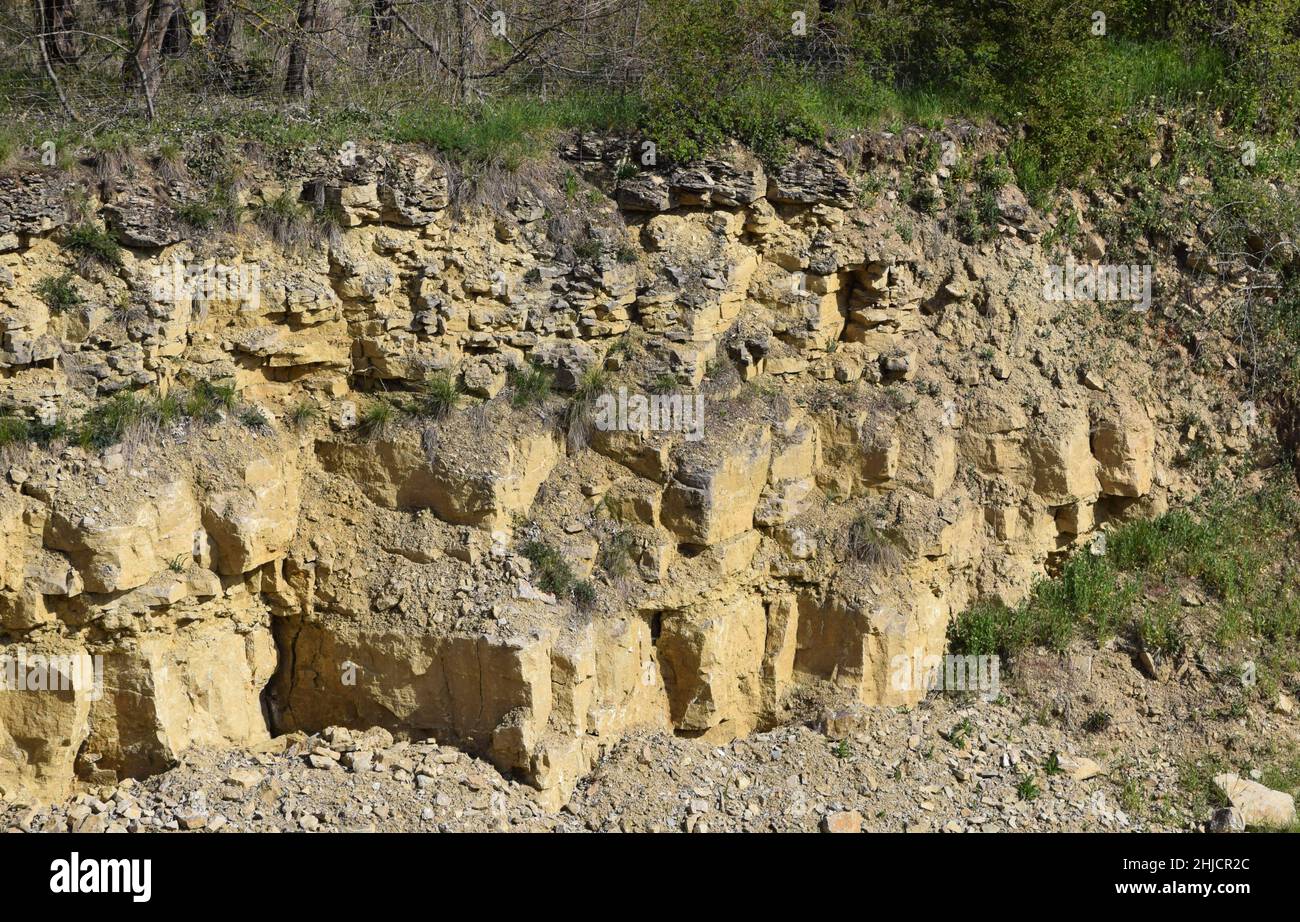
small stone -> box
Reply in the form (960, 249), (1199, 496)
(177, 812), (207, 831)
(1058, 754), (1104, 782)
(225, 768), (263, 789)
(1207, 807), (1245, 834)
(343, 750), (374, 773)
(821, 810), (863, 833)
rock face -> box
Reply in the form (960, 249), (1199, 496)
(0, 129), (1259, 808)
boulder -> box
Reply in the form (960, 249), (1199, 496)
(1213, 774), (1297, 828)
(662, 423), (771, 546)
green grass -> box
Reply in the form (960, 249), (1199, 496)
(410, 372), (460, 421)
(64, 223), (122, 268)
(949, 478), (1300, 662)
(519, 539), (576, 597)
(509, 364), (553, 409)
(1083, 710), (1113, 734)
(0, 379), (262, 453)
(393, 93), (640, 167)
(288, 402), (319, 428)
(0, 415), (31, 448)
(0, 30), (1271, 210)
(183, 379), (237, 423)
(34, 273), (83, 313)
(358, 398), (397, 439)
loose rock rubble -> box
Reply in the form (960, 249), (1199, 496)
(7, 642), (1296, 833)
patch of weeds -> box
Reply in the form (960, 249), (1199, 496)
(1178, 756), (1230, 817)
(1119, 777), (1146, 816)
(35, 273), (83, 313)
(509, 363), (553, 408)
(0, 415), (31, 448)
(598, 529), (637, 579)
(947, 718), (974, 749)
(520, 539), (576, 597)
(572, 237), (603, 261)
(175, 193), (238, 232)
(832, 739), (851, 760)
(288, 402), (319, 428)
(845, 516), (901, 570)
(65, 223), (122, 269)
(1044, 752), (1062, 776)
(1083, 710), (1113, 734)
(1016, 775), (1041, 801)
(183, 380), (237, 423)
(411, 372), (460, 421)
(649, 371), (679, 395)
(239, 406), (271, 431)
(572, 580), (598, 611)
(1137, 598), (1185, 656)
(252, 191), (323, 250)
(358, 398), (397, 439)
(563, 365), (608, 446)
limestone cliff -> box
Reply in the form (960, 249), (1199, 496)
(0, 126), (1269, 807)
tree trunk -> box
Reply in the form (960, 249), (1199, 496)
(203, 0), (234, 58)
(35, 0), (81, 66)
(123, 0), (178, 115)
(367, 0), (393, 60)
(454, 0), (471, 103)
(162, 5), (191, 57)
(285, 0), (320, 98)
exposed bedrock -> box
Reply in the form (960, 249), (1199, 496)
(0, 131), (1254, 806)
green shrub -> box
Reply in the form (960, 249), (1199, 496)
(288, 402), (319, 428)
(1083, 709), (1113, 734)
(412, 372), (460, 421)
(359, 398), (397, 439)
(520, 539), (576, 596)
(35, 273), (83, 313)
(239, 406), (271, 431)
(0, 415), (30, 448)
(572, 580), (597, 610)
(77, 392), (148, 450)
(65, 223), (122, 268)
(509, 364), (552, 408)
